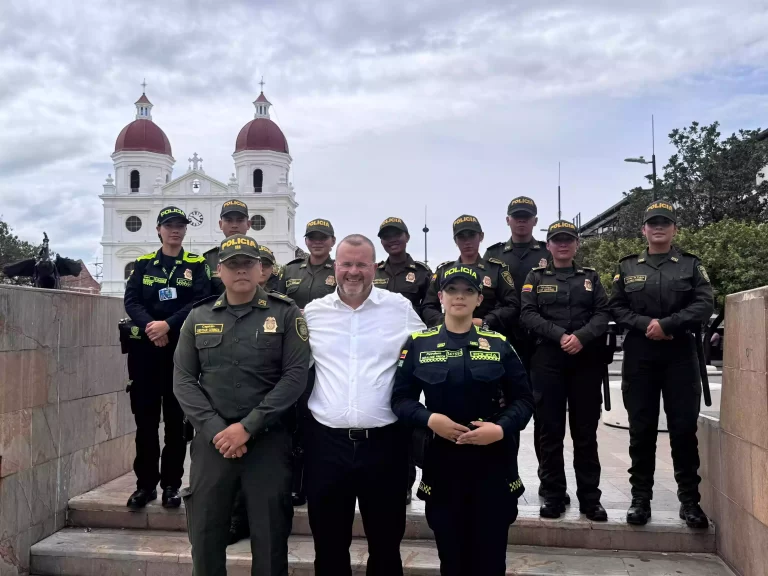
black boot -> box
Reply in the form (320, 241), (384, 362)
(162, 487), (181, 509)
(539, 487), (570, 505)
(580, 502), (608, 521)
(228, 521), (250, 544)
(540, 499), (566, 519)
(679, 502), (709, 529)
(127, 488), (157, 509)
(292, 492), (307, 507)
(626, 498), (651, 525)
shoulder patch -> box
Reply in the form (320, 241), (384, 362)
(412, 326), (441, 339)
(192, 294), (219, 308)
(182, 252), (205, 263)
(619, 253), (638, 262)
(268, 292), (295, 305)
(475, 327), (507, 341)
(136, 252), (157, 261)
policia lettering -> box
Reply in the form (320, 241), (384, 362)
(392, 325), (534, 575)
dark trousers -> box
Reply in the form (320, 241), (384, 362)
(184, 429), (293, 576)
(531, 341), (603, 504)
(425, 439), (513, 576)
(622, 332), (701, 503)
(127, 341), (186, 491)
(305, 418), (408, 576)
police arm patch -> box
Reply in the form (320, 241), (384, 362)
(698, 265), (710, 283)
(522, 284), (533, 293)
(502, 270), (514, 287)
(295, 317), (309, 341)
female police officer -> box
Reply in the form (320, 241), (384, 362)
(520, 220), (609, 521)
(123, 206), (211, 509)
(392, 266), (533, 576)
(610, 201), (713, 529)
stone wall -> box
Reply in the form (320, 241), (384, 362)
(0, 285), (135, 575)
(698, 286), (768, 576)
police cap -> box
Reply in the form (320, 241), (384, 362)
(546, 220), (579, 241)
(643, 200), (677, 224)
(220, 199), (249, 218)
(507, 196), (537, 216)
(305, 219), (334, 237)
(157, 206), (191, 225)
(258, 245), (276, 264)
(452, 214), (483, 236)
(440, 265), (483, 291)
(218, 234), (260, 262)
(378, 217), (409, 237)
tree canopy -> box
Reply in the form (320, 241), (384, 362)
(0, 219), (38, 285)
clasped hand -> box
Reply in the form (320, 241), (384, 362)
(646, 319), (673, 341)
(213, 423), (250, 458)
(559, 333), (583, 355)
(428, 414), (503, 446)
(146, 321), (170, 347)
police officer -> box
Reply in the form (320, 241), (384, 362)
(203, 199), (251, 294)
(123, 206), (211, 509)
(259, 245), (279, 291)
(520, 220), (609, 520)
(392, 266), (533, 576)
(173, 234), (310, 576)
(277, 218), (336, 507)
(422, 215), (519, 333)
(277, 219), (336, 310)
(610, 201), (713, 529)
(374, 216), (432, 505)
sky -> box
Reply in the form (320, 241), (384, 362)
(1, 0), (768, 271)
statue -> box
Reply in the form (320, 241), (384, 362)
(2, 232), (82, 289)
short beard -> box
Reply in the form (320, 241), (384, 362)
(338, 280), (371, 298)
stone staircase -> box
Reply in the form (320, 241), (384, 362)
(29, 472), (737, 575)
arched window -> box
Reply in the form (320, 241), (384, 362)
(250, 214), (266, 231)
(124, 262), (135, 279)
(130, 170), (140, 192)
(125, 216), (142, 232)
(253, 169), (263, 193)
(166, 174), (170, 183)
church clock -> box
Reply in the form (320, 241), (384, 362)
(189, 210), (204, 227)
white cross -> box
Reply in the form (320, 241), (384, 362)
(141, 78), (147, 93)
(188, 152), (203, 171)
(259, 76), (265, 91)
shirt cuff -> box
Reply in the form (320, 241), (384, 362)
(658, 317), (676, 336)
(572, 328), (594, 346)
(416, 409), (433, 429)
(241, 410), (265, 437)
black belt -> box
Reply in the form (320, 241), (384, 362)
(313, 418), (397, 441)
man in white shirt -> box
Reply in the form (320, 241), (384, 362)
(304, 234), (426, 576)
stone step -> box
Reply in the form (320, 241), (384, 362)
(31, 528), (735, 576)
(67, 492), (715, 553)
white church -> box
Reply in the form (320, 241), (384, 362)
(99, 87), (298, 297)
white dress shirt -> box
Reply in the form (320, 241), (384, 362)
(305, 286), (426, 429)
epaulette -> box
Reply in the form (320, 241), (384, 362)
(192, 294), (219, 308)
(435, 260), (453, 270)
(582, 266), (596, 271)
(267, 291), (295, 305)
(202, 246), (217, 255)
(412, 326), (441, 339)
(679, 250), (700, 259)
(475, 327), (507, 341)
(182, 252), (205, 263)
(136, 252), (157, 261)
(285, 257), (305, 266)
(619, 254), (638, 262)
(486, 257), (506, 266)
(377, 261), (386, 269)
(413, 260), (431, 271)
(486, 241), (504, 251)
(531, 266), (545, 271)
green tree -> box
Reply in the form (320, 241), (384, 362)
(0, 219), (38, 285)
(580, 220), (768, 311)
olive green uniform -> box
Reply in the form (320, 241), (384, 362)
(277, 256), (336, 310)
(173, 286), (310, 576)
(373, 254), (431, 317)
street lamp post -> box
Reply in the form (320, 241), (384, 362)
(624, 115), (658, 200)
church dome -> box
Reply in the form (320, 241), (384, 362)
(234, 91), (289, 154)
(114, 119), (172, 156)
(235, 118), (289, 154)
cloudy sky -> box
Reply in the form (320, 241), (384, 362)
(1, 0), (767, 271)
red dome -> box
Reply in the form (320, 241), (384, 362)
(235, 118), (289, 154)
(114, 120), (172, 156)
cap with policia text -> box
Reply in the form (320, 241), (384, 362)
(218, 234), (260, 262)
(378, 217), (409, 237)
(546, 220), (579, 240)
(643, 200), (677, 224)
(507, 196), (537, 216)
(440, 265), (483, 291)
(157, 206), (191, 225)
(305, 219), (335, 237)
(452, 214), (483, 236)
(258, 245), (276, 264)
(220, 199), (249, 218)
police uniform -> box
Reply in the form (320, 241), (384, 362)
(392, 267), (533, 576)
(123, 206), (211, 508)
(203, 199), (251, 295)
(520, 220), (609, 520)
(259, 245), (279, 292)
(374, 218), (432, 317)
(276, 219), (336, 506)
(173, 234), (310, 576)
(277, 219), (336, 309)
(422, 215), (519, 333)
(609, 202), (713, 528)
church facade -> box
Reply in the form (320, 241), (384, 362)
(99, 89), (298, 297)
